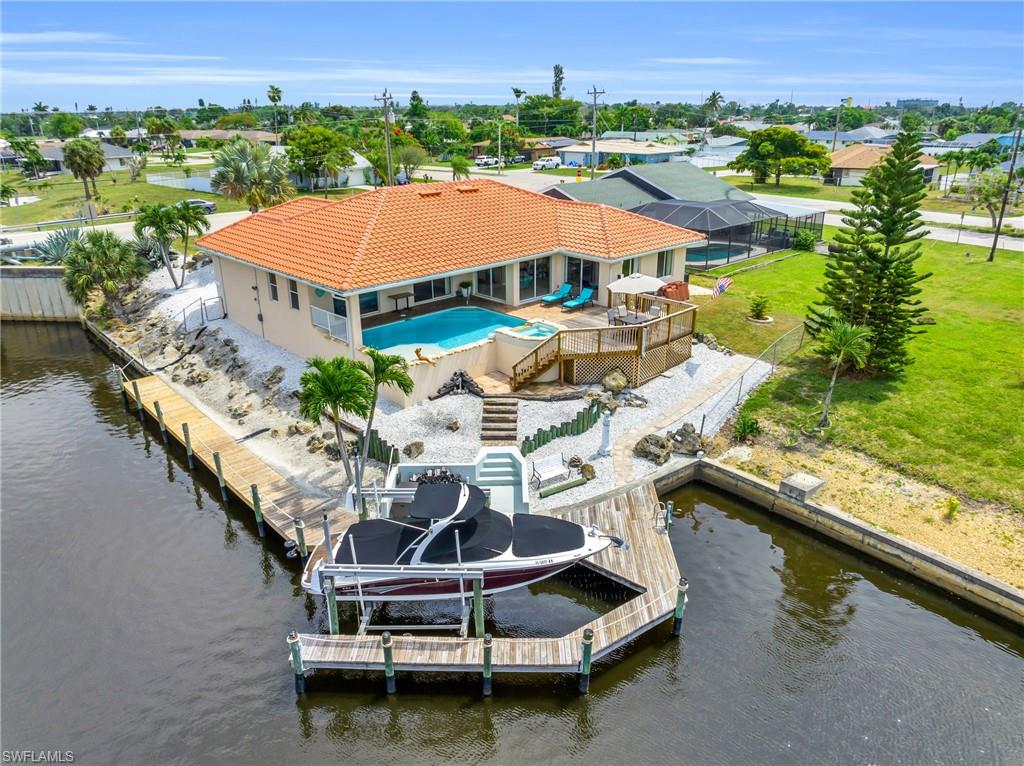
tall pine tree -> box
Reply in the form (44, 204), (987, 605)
(807, 125), (931, 373)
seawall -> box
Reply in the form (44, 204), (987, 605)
(1, 266), (79, 322)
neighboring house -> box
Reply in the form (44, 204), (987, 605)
(79, 127), (113, 139)
(921, 132), (1014, 156)
(728, 121), (807, 133)
(270, 146), (372, 189)
(805, 130), (862, 149)
(545, 162), (823, 267)
(196, 180), (704, 402)
(177, 130), (281, 147)
(124, 128), (148, 141)
(38, 141), (133, 174)
(600, 130), (694, 144)
(825, 144), (940, 186)
(470, 136), (575, 160)
(846, 125), (894, 142)
(557, 139), (689, 167)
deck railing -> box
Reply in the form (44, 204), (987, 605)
(310, 306), (350, 343)
(511, 301), (697, 388)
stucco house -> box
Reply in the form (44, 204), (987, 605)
(196, 180), (705, 403)
(38, 141), (133, 174)
(824, 144), (940, 186)
(558, 139), (689, 167)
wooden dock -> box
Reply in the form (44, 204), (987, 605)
(123, 375), (356, 548)
(294, 482), (681, 675)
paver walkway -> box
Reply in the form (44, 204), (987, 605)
(612, 356), (752, 482)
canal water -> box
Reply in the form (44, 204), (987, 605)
(2, 322), (1021, 765)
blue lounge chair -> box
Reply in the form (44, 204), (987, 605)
(541, 282), (573, 304)
(562, 287), (595, 311)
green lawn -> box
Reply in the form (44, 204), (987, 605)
(723, 175), (1021, 217)
(689, 227), (1024, 509)
(534, 167), (608, 178)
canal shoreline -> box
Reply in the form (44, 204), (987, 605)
(74, 314), (1024, 627)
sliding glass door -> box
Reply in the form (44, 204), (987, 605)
(565, 256), (599, 292)
(518, 256), (552, 301)
(476, 266), (507, 301)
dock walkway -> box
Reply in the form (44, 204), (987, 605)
(296, 482), (679, 674)
(123, 375), (355, 548)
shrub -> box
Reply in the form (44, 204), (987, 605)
(793, 229), (817, 250)
(749, 294), (770, 320)
(733, 413), (762, 442)
(944, 496), (961, 521)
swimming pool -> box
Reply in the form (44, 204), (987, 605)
(362, 307), (555, 355)
(686, 244), (751, 262)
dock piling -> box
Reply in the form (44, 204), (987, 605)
(131, 380), (144, 420)
(473, 579), (485, 638)
(288, 630), (306, 694)
(324, 576), (339, 634)
(381, 632), (396, 694)
(293, 518), (308, 559)
(153, 400), (168, 443)
(212, 452), (228, 501)
(482, 633), (493, 696)
(181, 422), (195, 470)
(665, 500), (674, 529)
(249, 484), (267, 537)
(578, 628), (594, 694)
(671, 577), (689, 637)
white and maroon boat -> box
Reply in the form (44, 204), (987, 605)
(302, 481), (622, 602)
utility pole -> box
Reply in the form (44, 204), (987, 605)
(587, 84), (605, 181)
(497, 121), (502, 175)
(987, 122), (1021, 262)
(375, 89), (394, 186)
(832, 97), (851, 153)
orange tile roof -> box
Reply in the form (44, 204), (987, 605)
(197, 180), (703, 292)
(829, 143), (939, 169)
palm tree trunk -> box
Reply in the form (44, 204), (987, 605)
(162, 247), (182, 289)
(179, 235), (190, 287)
(818, 361), (842, 428)
(91, 176), (99, 196)
(81, 176), (91, 200)
(355, 391), (379, 521)
(332, 413), (354, 484)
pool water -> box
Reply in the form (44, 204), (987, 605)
(362, 307), (555, 355)
(686, 243), (750, 262)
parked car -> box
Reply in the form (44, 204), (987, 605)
(532, 157), (561, 170)
(186, 199), (217, 213)
(475, 156), (499, 167)
(509, 154), (527, 164)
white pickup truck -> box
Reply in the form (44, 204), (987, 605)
(532, 156), (561, 170)
(475, 155), (499, 167)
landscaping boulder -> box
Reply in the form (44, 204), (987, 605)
(288, 422), (315, 436)
(701, 333), (719, 351)
(403, 441), (425, 459)
(265, 365), (286, 388)
(602, 368), (629, 395)
(306, 434), (326, 453)
(184, 369), (209, 386)
(669, 423), (702, 455)
(598, 391), (619, 414)
(567, 454), (584, 470)
(446, 419), (461, 432)
(633, 434), (674, 465)
(580, 463), (596, 481)
(323, 443), (342, 461)
(228, 400), (254, 420)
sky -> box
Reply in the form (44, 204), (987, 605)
(1, 1), (1022, 112)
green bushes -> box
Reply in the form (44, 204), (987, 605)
(749, 294), (770, 320)
(733, 413), (762, 442)
(793, 229), (817, 251)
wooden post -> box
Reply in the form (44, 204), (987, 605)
(131, 379), (144, 420)
(212, 452), (228, 501)
(665, 500), (674, 529)
(324, 576), (339, 634)
(181, 422), (195, 470)
(473, 578), (485, 638)
(482, 633), (493, 696)
(382, 631), (396, 694)
(293, 518), (308, 559)
(153, 400), (168, 443)
(250, 484), (266, 537)
(672, 577), (689, 637)
(578, 628), (594, 695)
(287, 630), (305, 694)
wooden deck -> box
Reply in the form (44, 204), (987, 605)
(295, 482), (680, 674)
(123, 375), (357, 548)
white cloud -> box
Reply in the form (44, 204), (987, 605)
(648, 57), (759, 66)
(2, 51), (223, 62)
(0, 31), (120, 44)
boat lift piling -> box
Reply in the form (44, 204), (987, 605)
(181, 422), (195, 470)
(672, 578), (689, 637)
(381, 632), (397, 694)
(578, 628), (594, 694)
(212, 452), (228, 501)
(250, 484), (267, 538)
(482, 633), (494, 696)
(153, 401), (169, 444)
(288, 631), (306, 695)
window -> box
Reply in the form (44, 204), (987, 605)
(518, 256), (551, 301)
(412, 277), (451, 303)
(621, 258), (637, 277)
(332, 294), (346, 315)
(565, 256), (598, 291)
(475, 266), (507, 301)
(267, 273), (279, 302)
(288, 279), (299, 310)
(657, 250), (673, 278)
(359, 291), (379, 315)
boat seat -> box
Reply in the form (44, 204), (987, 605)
(511, 515), (585, 558)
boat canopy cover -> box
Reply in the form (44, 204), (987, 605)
(409, 483), (486, 521)
(511, 515), (586, 558)
(420, 508), (512, 564)
(335, 519), (429, 566)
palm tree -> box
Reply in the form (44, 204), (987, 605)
(942, 149), (966, 196)
(352, 349), (414, 519)
(210, 139), (294, 213)
(170, 200), (210, 284)
(511, 87), (526, 126)
(298, 357), (372, 485)
(814, 319), (871, 428)
(134, 203), (181, 287)
(61, 138), (106, 199)
(701, 90), (725, 147)
(267, 84), (283, 136)
(62, 230), (148, 313)
(32, 101), (48, 114)
(450, 154), (472, 180)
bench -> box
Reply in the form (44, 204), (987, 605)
(531, 453), (570, 489)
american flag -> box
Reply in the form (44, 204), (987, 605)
(712, 276), (733, 298)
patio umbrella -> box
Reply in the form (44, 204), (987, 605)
(606, 273), (665, 319)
